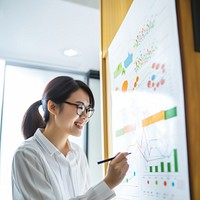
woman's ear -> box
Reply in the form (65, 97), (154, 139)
(47, 100), (58, 116)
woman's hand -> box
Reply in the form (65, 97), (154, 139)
(104, 152), (129, 189)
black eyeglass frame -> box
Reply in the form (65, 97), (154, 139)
(63, 101), (95, 118)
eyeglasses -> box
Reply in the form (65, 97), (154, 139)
(64, 101), (95, 118)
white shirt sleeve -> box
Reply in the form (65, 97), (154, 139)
(12, 147), (116, 200)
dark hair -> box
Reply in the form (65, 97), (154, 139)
(22, 76), (95, 139)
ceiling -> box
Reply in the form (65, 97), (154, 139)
(0, 0), (100, 73)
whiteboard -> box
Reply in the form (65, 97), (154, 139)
(108, 0), (190, 199)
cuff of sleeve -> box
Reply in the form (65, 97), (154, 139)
(91, 180), (116, 200)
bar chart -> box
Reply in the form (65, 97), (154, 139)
(148, 149), (178, 173)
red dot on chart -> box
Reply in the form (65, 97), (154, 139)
(147, 80), (151, 87)
(156, 63), (160, 69)
(152, 63), (156, 69)
(161, 64), (165, 69)
(164, 181), (167, 186)
(160, 79), (165, 85)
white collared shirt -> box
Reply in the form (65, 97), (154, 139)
(12, 129), (115, 200)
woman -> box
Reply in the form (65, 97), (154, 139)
(12, 76), (129, 200)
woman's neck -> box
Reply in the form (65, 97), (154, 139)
(42, 125), (70, 157)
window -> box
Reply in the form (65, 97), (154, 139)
(0, 65), (86, 200)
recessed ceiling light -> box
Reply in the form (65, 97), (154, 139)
(64, 49), (78, 57)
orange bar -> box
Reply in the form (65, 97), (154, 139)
(142, 111), (165, 127)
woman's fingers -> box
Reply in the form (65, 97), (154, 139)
(111, 152), (130, 164)
(104, 152), (130, 189)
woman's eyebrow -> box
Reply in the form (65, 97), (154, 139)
(75, 101), (91, 107)
(74, 101), (84, 104)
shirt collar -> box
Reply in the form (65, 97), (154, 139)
(34, 128), (62, 156)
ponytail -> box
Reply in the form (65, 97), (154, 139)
(21, 100), (46, 139)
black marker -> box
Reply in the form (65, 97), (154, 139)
(97, 152), (131, 164)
